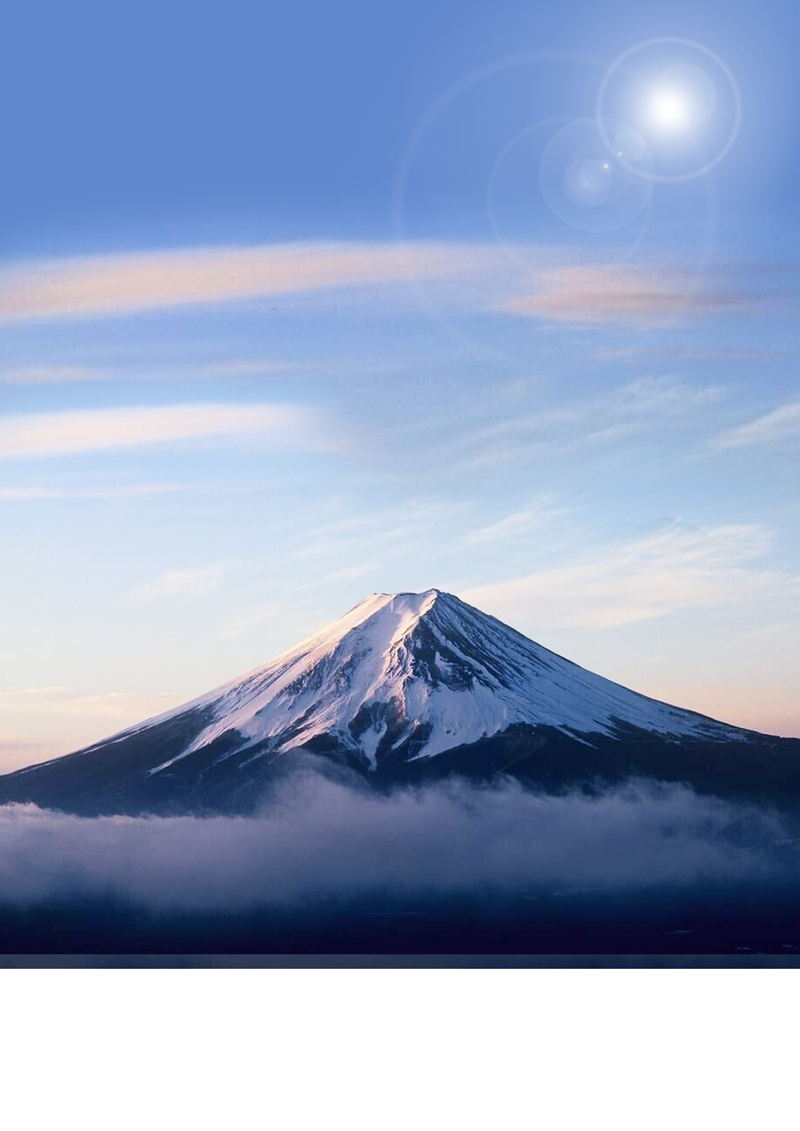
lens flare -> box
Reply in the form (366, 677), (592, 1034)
(649, 63), (718, 132)
(650, 89), (691, 130)
(564, 157), (614, 206)
(539, 117), (654, 233)
(596, 37), (741, 182)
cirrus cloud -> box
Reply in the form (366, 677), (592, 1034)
(129, 563), (230, 601)
(462, 521), (797, 630)
(0, 402), (311, 460)
(715, 400), (800, 449)
(502, 264), (750, 326)
(0, 241), (478, 323)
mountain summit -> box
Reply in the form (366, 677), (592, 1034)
(139, 588), (741, 769)
(1, 589), (796, 815)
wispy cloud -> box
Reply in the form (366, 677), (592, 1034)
(218, 498), (468, 638)
(609, 377), (725, 415)
(0, 364), (105, 385)
(0, 483), (184, 500)
(502, 264), (749, 326)
(0, 689), (185, 771)
(224, 563), (379, 635)
(0, 358), (300, 385)
(0, 687), (182, 723)
(281, 498), (466, 566)
(597, 346), (800, 364)
(449, 376), (723, 470)
(130, 563), (230, 601)
(715, 400), (800, 449)
(0, 686), (192, 772)
(462, 521), (797, 630)
(0, 241), (477, 323)
(463, 497), (565, 545)
(0, 402), (309, 460)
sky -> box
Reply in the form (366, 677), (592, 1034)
(1, 0), (799, 769)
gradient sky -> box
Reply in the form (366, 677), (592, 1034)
(1, 0), (799, 769)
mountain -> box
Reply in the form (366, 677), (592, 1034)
(1, 589), (798, 815)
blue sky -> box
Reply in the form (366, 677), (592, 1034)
(1, 0), (799, 766)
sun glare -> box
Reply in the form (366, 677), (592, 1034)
(650, 88), (691, 129)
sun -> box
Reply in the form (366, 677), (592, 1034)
(649, 88), (691, 130)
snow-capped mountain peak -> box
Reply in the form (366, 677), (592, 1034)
(135, 588), (741, 776)
(6, 587), (792, 820)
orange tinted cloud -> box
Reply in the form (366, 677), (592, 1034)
(0, 403), (307, 459)
(0, 241), (473, 322)
(503, 264), (748, 325)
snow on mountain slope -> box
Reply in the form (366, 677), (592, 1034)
(111, 588), (744, 777)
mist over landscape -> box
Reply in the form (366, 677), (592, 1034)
(1, 768), (797, 913)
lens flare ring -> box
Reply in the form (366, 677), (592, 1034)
(538, 117), (655, 233)
(596, 37), (742, 183)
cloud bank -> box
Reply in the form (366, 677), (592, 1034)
(0, 774), (794, 913)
